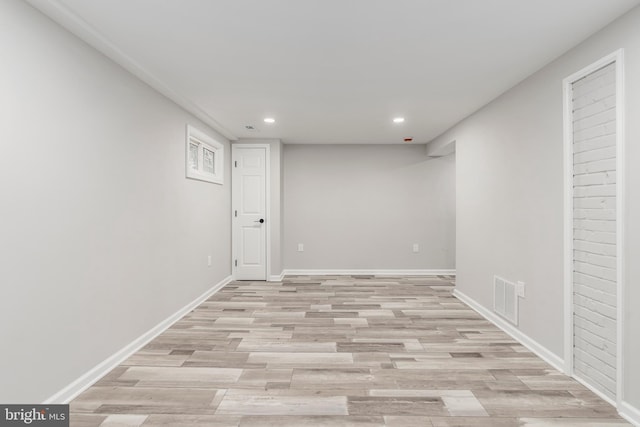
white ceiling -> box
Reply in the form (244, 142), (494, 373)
(29, 0), (640, 144)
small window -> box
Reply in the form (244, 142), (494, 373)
(186, 125), (224, 185)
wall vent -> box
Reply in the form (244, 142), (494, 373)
(494, 275), (518, 325)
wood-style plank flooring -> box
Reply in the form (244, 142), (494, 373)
(71, 275), (629, 426)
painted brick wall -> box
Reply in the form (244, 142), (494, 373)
(572, 62), (617, 399)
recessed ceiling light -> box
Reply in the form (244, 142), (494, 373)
(393, 117), (405, 124)
(264, 118), (275, 124)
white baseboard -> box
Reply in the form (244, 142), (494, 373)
(452, 289), (565, 373)
(282, 269), (456, 277)
(620, 401), (640, 426)
(572, 373), (617, 407)
(268, 271), (285, 282)
(44, 275), (233, 404)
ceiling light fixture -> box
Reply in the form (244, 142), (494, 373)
(264, 118), (275, 124)
(393, 117), (405, 123)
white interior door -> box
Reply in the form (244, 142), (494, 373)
(571, 62), (618, 401)
(232, 146), (267, 280)
(564, 51), (624, 405)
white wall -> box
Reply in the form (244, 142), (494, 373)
(283, 144), (455, 271)
(428, 4), (640, 418)
(0, 0), (231, 403)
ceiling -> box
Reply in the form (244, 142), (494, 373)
(28, 0), (640, 144)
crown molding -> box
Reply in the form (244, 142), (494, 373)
(25, 0), (237, 141)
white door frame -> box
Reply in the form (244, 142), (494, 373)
(231, 143), (271, 281)
(562, 49), (625, 406)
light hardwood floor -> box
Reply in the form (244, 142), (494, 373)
(71, 276), (629, 426)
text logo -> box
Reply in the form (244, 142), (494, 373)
(0, 405), (68, 426)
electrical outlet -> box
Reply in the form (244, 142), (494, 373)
(516, 281), (525, 298)
(207, 255), (212, 267)
(298, 243), (304, 252)
(412, 243), (419, 253)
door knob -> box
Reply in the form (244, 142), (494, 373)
(255, 219), (265, 224)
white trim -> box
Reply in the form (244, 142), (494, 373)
(265, 145), (272, 282)
(282, 269), (456, 277)
(615, 49), (626, 408)
(619, 401), (640, 426)
(24, 0), (236, 141)
(269, 271), (286, 282)
(44, 275), (232, 404)
(453, 289), (565, 372)
(573, 373), (617, 408)
(562, 49), (625, 402)
(562, 64), (575, 376)
(231, 144), (271, 281)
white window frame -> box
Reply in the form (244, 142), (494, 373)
(186, 125), (224, 185)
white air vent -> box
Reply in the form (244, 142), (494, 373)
(494, 275), (518, 325)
